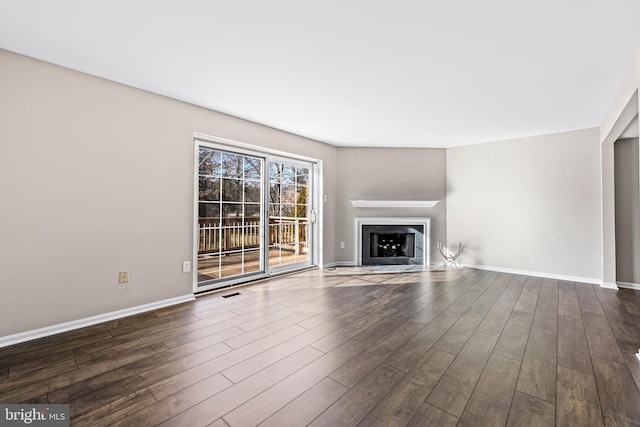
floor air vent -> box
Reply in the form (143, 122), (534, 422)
(222, 292), (240, 298)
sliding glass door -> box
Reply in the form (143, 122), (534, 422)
(195, 142), (316, 292)
(197, 147), (265, 288)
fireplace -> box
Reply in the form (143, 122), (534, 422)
(369, 230), (415, 258)
(356, 218), (430, 266)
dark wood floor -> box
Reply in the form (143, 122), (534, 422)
(1, 268), (640, 426)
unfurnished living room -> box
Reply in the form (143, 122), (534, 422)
(1, 1), (640, 426)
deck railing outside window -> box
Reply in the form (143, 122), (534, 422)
(198, 216), (308, 255)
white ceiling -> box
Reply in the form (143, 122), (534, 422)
(2, 1), (640, 148)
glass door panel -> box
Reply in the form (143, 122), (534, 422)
(268, 159), (313, 270)
(197, 147), (265, 289)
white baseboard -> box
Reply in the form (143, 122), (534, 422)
(324, 261), (607, 288)
(616, 281), (640, 290)
(0, 294), (195, 349)
(463, 264), (601, 285)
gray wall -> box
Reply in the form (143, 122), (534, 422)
(447, 128), (602, 281)
(334, 147), (447, 265)
(0, 47), (614, 339)
(615, 138), (640, 284)
(0, 49), (338, 337)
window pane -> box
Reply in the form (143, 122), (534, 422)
(221, 152), (243, 178)
(296, 167), (309, 185)
(222, 178), (242, 202)
(198, 220), (222, 253)
(222, 203), (243, 219)
(245, 204), (261, 218)
(282, 165), (295, 184)
(199, 149), (220, 176)
(244, 249), (261, 273)
(244, 180), (261, 203)
(268, 245), (282, 267)
(220, 252), (243, 278)
(243, 224), (261, 247)
(268, 224), (278, 246)
(295, 204), (307, 218)
(244, 157), (261, 179)
(198, 254), (220, 281)
(199, 176), (220, 201)
(199, 202), (220, 219)
(269, 203), (280, 217)
(269, 183), (281, 204)
(297, 220), (309, 246)
(269, 163), (281, 182)
(280, 220), (296, 244)
(282, 185), (296, 204)
(221, 228), (242, 249)
(281, 204), (295, 217)
(295, 185), (307, 205)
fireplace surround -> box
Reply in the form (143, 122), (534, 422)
(355, 217), (430, 266)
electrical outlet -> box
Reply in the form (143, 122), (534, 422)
(182, 261), (191, 273)
(340, 241), (345, 249)
(119, 271), (129, 283)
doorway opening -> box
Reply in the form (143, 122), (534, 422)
(614, 135), (640, 288)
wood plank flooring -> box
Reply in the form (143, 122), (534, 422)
(1, 268), (640, 426)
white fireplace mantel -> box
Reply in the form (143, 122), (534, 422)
(350, 200), (440, 208)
